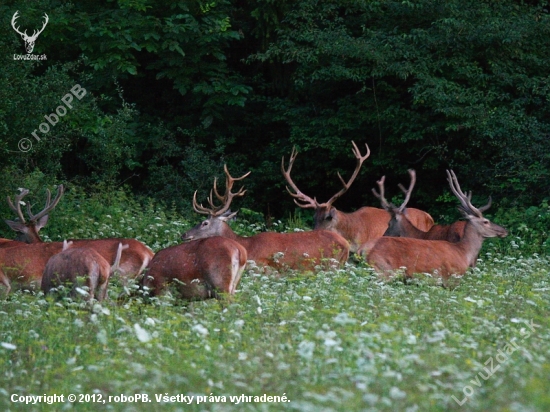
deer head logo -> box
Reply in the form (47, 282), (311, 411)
(11, 11), (49, 54)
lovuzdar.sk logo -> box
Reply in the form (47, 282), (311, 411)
(11, 10), (48, 61)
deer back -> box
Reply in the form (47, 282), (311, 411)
(238, 230), (349, 270)
(143, 237), (247, 300)
(68, 238), (153, 278)
(41, 247), (111, 301)
(314, 206), (432, 252)
(0, 239), (26, 249)
(384, 210), (466, 242)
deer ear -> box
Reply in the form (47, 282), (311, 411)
(220, 211), (238, 222)
(4, 219), (28, 233)
(35, 214), (49, 230)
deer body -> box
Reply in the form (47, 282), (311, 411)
(4, 186), (153, 278)
(363, 217), (506, 278)
(67, 239), (153, 279)
(361, 170), (508, 279)
(282, 142), (433, 253)
(41, 242), (127, 301)
(384, 213), (467, 242)
(0, 242), (63, 295)
(183, 219), (349, 271)
(186, 165), (350, 271)
(143, 237), (247, 300)
(313, 205), (434, 252)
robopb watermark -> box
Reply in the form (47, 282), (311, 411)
(18, 84), (87, 153)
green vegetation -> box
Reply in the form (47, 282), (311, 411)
(0, 189), (548, 411)
(1, 0), (549, 409)
(0, 211), (549, 411)
(1, 0), (549, 217)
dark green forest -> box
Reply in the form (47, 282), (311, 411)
(1, 0), (549, 231)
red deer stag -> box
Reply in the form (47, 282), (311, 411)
(5, 186), (64, 243)
(142, 237), (247, 300)
(41, 242), (128, 301)
(359, 170), (508, 279)
(281, 142), (434, 252)
(372, 169), (474, 242)
(181, 166), (349, 271)
(4, 185), (153, 278)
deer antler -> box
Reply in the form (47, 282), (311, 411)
(11, 12), (48, 39)
(396, 169), (416, 213)
(371, 176), (393, 211)
(11, 11), (49, 53)
(372, 169), (416, 213)
(7, 188), (31, 224)
(193, 165), (250, 217)
(281, 146), (319, 209)
(282, 141), (370, 209)
(446, 170), (491, 218)
(325, 141), (371, 206)
(33, 13), (49, 39)
(11, 11), (25, 37)
(25, 185), (64, 222)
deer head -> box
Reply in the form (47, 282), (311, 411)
(446, 170), (506, 238)
(11, 11), (49, 54)
(282, 141), (370, 231)
(182, 165), (250, 241)
(4, 185), (64, 243)
(372, 170), (417, 236)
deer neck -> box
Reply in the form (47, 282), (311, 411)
(220, 222), (246, 243)
(456, 221), (484, 267)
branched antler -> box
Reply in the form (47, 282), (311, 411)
(282, 141), (370, 209)
(446, 170), (491, 217)
(193, 165), (250, 216)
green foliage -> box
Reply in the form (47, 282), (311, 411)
(0, 247), (548, 411)
(1, 0), (549, 217)
(0, 183), (192, 251)
(247, 0), (550, 209)
(40, 184), (191, 252)
(493, 199), (550, 255)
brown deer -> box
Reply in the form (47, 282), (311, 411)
(5, 186), (64, 243)
(0, 241), (64, 296)
(41, 242), (128, 301)
(281, 142), (434, 252)
(372, 170), (472, 242)
(4, 185), (153, 278)
(142, 237), (247, 300)
(358, 170), (508, 279)
(0, 239), (25, 249)
(181, 165), (349, 271)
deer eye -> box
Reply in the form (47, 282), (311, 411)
(325, 216), (333, 221)
(201, 221), (209, 227)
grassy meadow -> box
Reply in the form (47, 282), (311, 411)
(0, 190), (549, 411)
